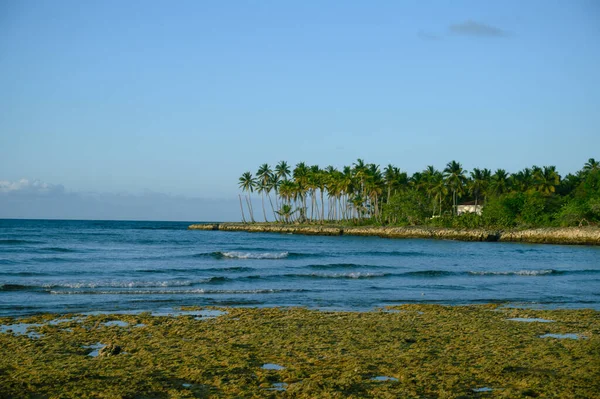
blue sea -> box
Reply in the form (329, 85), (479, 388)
(1, 219), (599, 317)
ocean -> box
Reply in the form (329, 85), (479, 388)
(1, 219), (599, 317)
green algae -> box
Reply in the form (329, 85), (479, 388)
(0, 305), (599, 398)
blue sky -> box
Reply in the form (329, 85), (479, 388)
(1, 1), (599, 220)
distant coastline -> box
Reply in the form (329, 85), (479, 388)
(189, 223), (600, 246)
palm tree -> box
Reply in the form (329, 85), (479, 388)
(429, 171), (447, 217)
(256, 164), (273, 222)
(273, 161), (291, 214)
(511, 168), (534, 193)
(384, 164), (396, 204)
(293, 162), (309, 222)
(583, 158), (599, 174)
(276, 204), (296, 224)
(275, 161), (291, 181)
(470, 168), (487, 210)
(238, 172), (256, 223)
(490, 169), (510, 196)
(533, 166), (560, 195)
(443, 161), (468, 215)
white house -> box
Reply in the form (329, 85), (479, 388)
(456, 201), (483, 216)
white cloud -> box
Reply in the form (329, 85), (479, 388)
(0, 178), (240, 221)
(0, 179), (65, 194)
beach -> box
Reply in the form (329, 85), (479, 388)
(1, 305), (598, 398)
(2, 219), (599, 397)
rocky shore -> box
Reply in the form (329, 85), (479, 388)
(189, 223), (600, 245)
(1, 305), (598, 397)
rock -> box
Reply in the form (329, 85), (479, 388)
(99, 343), (121, 357)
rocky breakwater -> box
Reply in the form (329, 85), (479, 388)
(189, 223), (343, 236)
(342, 226), (501, 242)
(499, 227), (600, 245)
(188, 223), (600, 245)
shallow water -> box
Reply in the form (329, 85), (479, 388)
(1, 219), (599, 316)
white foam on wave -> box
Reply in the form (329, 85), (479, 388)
(49, 288), (302, 295)
(43, 280), (196, 289)
(309, 272), (386, 279)
(221, 251), (289, 259)
(469, 269), (557, 276)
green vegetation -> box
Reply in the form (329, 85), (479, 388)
(238, 158), (600, 228)
(1, 306), (598, 398)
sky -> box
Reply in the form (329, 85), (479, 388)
(1, 0), (599, 221)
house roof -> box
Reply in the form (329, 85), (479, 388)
(457, 201), (483, 206)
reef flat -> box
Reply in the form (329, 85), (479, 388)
(1, 305), (598, 398)
(189, 223), (600, 245)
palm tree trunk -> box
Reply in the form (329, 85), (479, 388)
(261, 193), (268, 222)
(245, 195), (255, 223)
(238, 194), (247, 223)
(267, 193), (278, 222)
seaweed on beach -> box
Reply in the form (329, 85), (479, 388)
(0, 305), (598, 398)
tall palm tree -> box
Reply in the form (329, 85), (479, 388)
(238, 172), (256, 223)
(470, 168), (487, 209)
(430, 172), (448, 217)
(443, 161), (467, 215)
(293, 162), (309, 222)
(384, 164), (396, 204)
(256, 164), (273, 222)
(275, 161), (291, 182)
(273, 161), (291, 214)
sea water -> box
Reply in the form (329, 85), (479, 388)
(1, 219), (599, 317)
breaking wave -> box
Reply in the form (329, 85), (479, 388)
(468, 269), (564, 276)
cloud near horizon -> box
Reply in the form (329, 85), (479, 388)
(0, 179), (241, 221)
(0, 179), (65, 195)
(448, 20), (509, 37)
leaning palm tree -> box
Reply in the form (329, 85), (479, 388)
(256, 164), (273, 222)
(443, 161), (467, 216)
(238, 172), (256, 223)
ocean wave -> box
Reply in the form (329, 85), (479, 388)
(29, 257), (80, 263)
(135, 266), (257, 274)
(40, 247), (77, 253)
(306, 263), (392, 270)
(203, 266), (256, 273)
(403, 270), (456, 277)
(468, 269), (563, 276)
(40, 280), (198, 289)
(0, 239), (44, 245)
(0, 284), (34, 292)
(49, 288), (311, 295)
(215, 251), (291, 259)
(357, 250), (432, 257)
(192, 251), (316, 260)
(285, 272), (389, 279)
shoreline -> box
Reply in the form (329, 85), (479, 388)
(189, 223), (600, 245)
(1, 305), (597, 397)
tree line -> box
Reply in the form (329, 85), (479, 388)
(238, 158), (600, 228)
